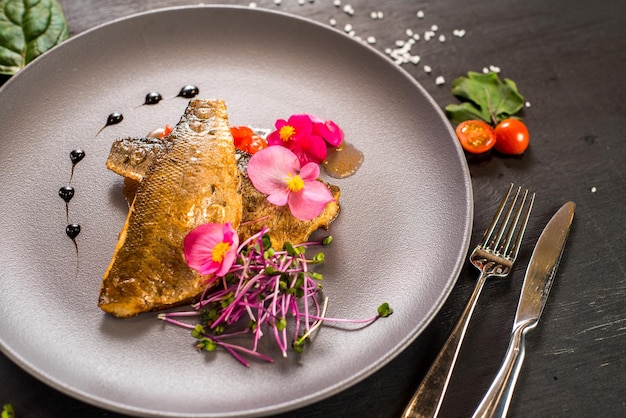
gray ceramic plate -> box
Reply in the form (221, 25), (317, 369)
(0, 6), (472, 417)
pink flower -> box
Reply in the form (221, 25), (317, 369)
(184, 222), (239, 277)
(267, 115), (327, 166)
(247, 146), (334, 221)
(309, 115), (344, 147)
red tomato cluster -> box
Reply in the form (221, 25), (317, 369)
(455, 118), (529, 155)
(230, 126), (268, 154)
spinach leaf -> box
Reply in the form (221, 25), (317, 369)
(0, 0), (70, 75)
(445, 71), (525, 125)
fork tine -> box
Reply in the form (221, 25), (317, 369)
(506, 191), (535, 260)
(490, 186), (522, 251)
(500, 189), (529, 256)
(479, 183), (515, 247)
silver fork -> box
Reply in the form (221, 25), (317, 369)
(402, 184), (535, 418)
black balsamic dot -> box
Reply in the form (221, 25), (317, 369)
(178, 85), (199, 98)
(106, 112), (124, 126)
(144, 92), (162, 105)
(59, 186), (75, 202)
(66, 224), (81, 239)
(70, 149), (85, 165)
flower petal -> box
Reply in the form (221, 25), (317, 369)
(184, 222), (239, 276)
(319, 120), (344, 147)
(184, 223), (226, 274)
(288, 180), (334, 220)
(268, 188), (289, 206)
(296, 134), (327, 165)
(247, 146), (300, 195)
(300, 162), (320, 181)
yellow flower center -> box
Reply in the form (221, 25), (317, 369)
(279, 125), (296, 142)
(285, 173), (305, 192)
(211, 241), (231, 263)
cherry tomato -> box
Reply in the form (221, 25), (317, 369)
(230, 125), (268, 154)
(160, 124), (173, 138)
(455, 120), (497, 154)
(494, 119), (529, 155)
(230, 126), (254, 149)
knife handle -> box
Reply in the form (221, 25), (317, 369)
(472, 323), (532, 418)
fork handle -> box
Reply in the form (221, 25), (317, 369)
(472, 324), (530, 418)
(402, 271), (489, 418)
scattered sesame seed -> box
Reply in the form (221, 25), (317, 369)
(333, 0), (341, 6)
(591, 186), (597, 193)
(343, 4), (355, 15)
(406, 29), (414, 37)
(370, 11), (377, 19)
(384, 48), (392, 54)
(424, 65), (432, 73)
(525, 101), (532, 108)
(417, 10), (424, 18)
(248, 2), (257, 7)
(367, 36), (376, 44)
(377, 11), (383, 19)
(348, 30), (356, 37)
(298, 0), (305, 5)
(489, 65), (501, 73)
(435, 76), (445, 85)
(482, 67), (490, 74)
(438, 34), (446, 42)
(409, 55), (421, 64)
(424, 31), (434, 41)
(273, 0), (281, 5)
(431, 24), (439, 31)
(395, 39), (405, 47)
(413, 33), (420, 41)
(344, 23), (353, 32)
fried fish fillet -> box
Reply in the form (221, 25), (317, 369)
(99, 99), (242, 318)
(106, 132), (340, 249)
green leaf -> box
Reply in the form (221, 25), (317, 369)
(0, 0), (70, 75)
(2, 404), (15, 418)
(448, 71), (525, 124)
(445, 102), (491, 124)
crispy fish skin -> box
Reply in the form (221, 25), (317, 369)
(107, 136), (341, 249)
(99, 99), (242, 318)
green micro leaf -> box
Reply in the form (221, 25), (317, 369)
(0, 0), (70, 75)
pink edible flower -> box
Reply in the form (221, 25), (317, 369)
(267, 114), (344, 166)
(184, 222), (239, 277)
(309, 115), (344, 147)
(247, 146), (334, 221)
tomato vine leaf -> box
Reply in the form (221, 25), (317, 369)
(0, 0), (70, 75)
(445, 71), (525, 125)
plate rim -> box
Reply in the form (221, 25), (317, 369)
(0, 4), (473, 417)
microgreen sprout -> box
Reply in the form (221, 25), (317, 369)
(159, 227), (392, 367)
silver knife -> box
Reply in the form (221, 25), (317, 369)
(472, 201), (575, 418)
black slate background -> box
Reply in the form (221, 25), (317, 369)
(1, 0), (625, 417)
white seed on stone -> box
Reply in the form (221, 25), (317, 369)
(424, 65), (432, 73)
(435, 76), (445, 85)
(367, 36), (376, 44)
(438, 34), (446, 42)
(417, 10), (424, 18)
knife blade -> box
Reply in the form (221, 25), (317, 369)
(472, 201), (575, 418)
